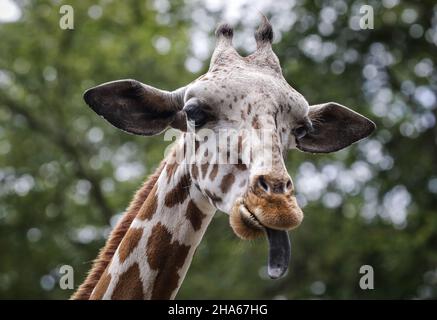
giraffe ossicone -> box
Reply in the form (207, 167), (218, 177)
(74, 16), (375, 300)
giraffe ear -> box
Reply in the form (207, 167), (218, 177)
(84, 79), (187, 136)
(295, 102), (376, 153)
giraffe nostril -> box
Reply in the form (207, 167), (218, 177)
(258, 175), (269, 192)
(256, 175), (293, 194)
(286, 179), (292, 190)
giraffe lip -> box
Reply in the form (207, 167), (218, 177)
(239, 205), (264, 230)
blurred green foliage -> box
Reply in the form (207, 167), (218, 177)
(0, 0), (436, 299)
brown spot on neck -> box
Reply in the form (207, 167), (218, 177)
(186, 200), (207, 231)
(111, 263), (144, 300)
(147, 223), (190, 299)
(200, 163), (209, 179)
(164, 174), (191, 207)
(118, 228), (143, 263)
(252, 115), (261, 129)
(137, 184), (158, 220)
(209, 164), (219, 181)
(191, 164), (199, 180)
(166, 160), (179, 184)
(220, 173), (235, 193)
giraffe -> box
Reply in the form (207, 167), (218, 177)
(72, 17), (375, 300)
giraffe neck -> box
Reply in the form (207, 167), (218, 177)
(87, 152), (215, 299)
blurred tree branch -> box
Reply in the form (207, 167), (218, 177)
(0, 94), (113, 224)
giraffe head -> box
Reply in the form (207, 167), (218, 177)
(84, 17), (375, 279)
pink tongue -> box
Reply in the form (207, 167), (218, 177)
(265, 227), (291, 279)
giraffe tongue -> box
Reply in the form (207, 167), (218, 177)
(265, 227), (291, 279)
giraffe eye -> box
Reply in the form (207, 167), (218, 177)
(293, 126), (307, 139)
(184, 102), (210, 128)
(186, 108), (207, 128)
